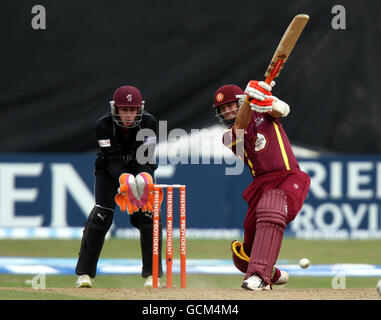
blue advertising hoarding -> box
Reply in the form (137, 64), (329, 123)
(0, 153), (380, 239)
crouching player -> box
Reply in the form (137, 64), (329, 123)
(75, 85), (163, 288)
(212, 81), (310, 290)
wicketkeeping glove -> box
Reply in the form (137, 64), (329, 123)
(135, 172), (155, 212)
(115, 173), (141, 214)
(141, 183), (164, 213)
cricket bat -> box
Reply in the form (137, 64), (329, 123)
(264, 14), (309, 84)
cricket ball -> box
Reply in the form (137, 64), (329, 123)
(299, 258), (310, 269)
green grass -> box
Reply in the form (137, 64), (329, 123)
(1, 238), (380, 262)
(0, 239), (234, 259)
(0, 238), (380, 295)
(278, 238), (381, 264)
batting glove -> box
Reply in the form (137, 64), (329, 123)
(235, 94), (249, 108)
(245, 80), (275, 100)
(245, 80), (276, 113)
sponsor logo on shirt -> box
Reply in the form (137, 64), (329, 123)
(255, 132), (267, 152)
(98, 139), (111, 147)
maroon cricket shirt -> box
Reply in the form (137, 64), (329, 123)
(223, 112), (300, 177)
(222, 111), (310, 218)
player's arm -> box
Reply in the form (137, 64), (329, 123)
(95, 120), (125, 180)
(233, 80), (273, 131)
(233, 96), (252, 131)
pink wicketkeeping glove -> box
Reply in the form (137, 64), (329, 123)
(115, 173), (141, 214)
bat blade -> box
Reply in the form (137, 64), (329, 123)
(264, 14), (309, 84)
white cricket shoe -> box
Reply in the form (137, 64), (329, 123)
(273, 270), (289, 285)
(75, 274), (93, 288)
(242, 275), (271, 291)
(144, 275), (161, 288)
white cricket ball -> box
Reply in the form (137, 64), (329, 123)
(299, 258), (310, 269)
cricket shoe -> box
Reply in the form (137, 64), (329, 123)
(75, 274), (93, 288)
(271, 267), (289, 285)
(144, 275), (161, 288)
(242, 275), (271, 291)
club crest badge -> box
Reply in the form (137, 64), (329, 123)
(216, 93), (224, 102)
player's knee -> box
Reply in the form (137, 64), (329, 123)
(256, 189), (287, 227)
(88, 205), (114, 227)
(129, 209), (162, 229)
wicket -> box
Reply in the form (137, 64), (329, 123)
(152, 184), (186, 289)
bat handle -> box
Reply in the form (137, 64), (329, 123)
(265, 76), (274, 85)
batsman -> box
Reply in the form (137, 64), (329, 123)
(212, 81), (310, 290)
(75, 85), (163, 288)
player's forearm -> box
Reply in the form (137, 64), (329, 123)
(233, 99), (252, 130)
(268, 110), (282, 118)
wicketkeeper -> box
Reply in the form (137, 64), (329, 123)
(75, 85), (163, 288)
(212, 81), (310, 290)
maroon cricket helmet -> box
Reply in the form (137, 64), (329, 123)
(113, 85), (144, 107)
(212, 84), (244, 109)
(110, 85), (145, 128)
(212, 84), (244, 127)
